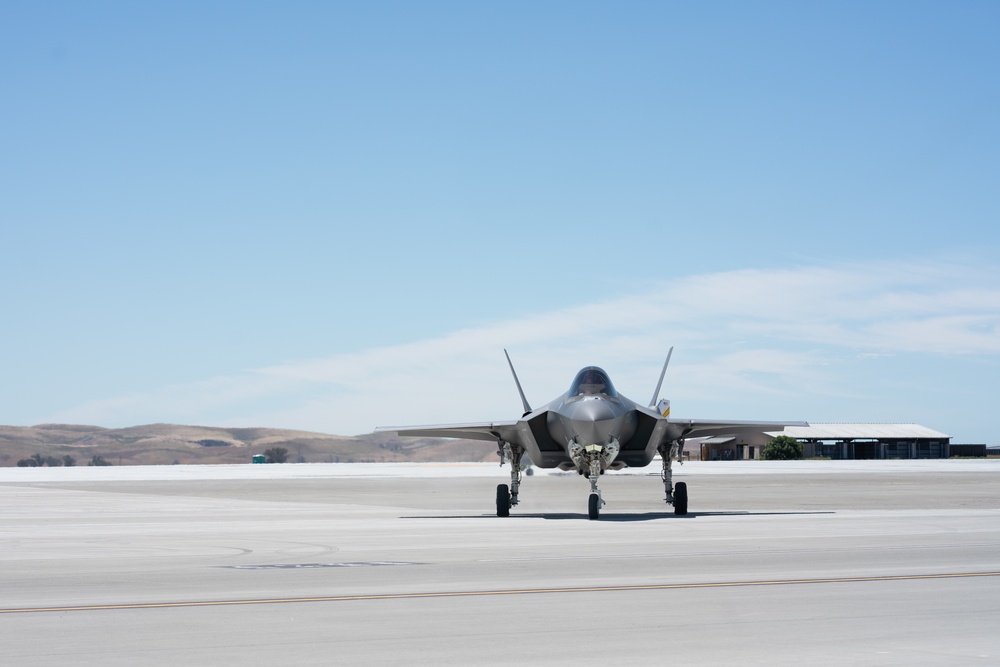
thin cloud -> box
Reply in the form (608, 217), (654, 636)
(47, 261), (1000, 436)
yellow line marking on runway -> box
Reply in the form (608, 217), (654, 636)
(4, 571), (999, 614)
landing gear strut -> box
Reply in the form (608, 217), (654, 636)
(496, 440), (524, 517)
(659, 440), (688, 515)
(585, 445), (604, 520)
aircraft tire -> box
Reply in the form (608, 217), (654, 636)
(588, 493), (600, 520)
(673, 482), (688, 515)
(496, 484), (510, 517)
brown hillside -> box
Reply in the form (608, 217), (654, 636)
(0, 424), (496, 467)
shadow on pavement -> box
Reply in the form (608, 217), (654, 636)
(401, 510), (836, 521)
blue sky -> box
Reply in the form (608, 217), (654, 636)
(1, 2), (997, 443)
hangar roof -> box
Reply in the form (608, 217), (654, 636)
(766, 423), (951, 440)
(701, 436), (736, 445)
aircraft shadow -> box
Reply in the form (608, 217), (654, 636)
(401, 510), (835, 522)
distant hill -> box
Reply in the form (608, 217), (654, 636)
(0, 423), (496, 467)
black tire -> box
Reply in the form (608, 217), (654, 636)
(673, 481), (688, 516)
(496, 484), (510, 517)
(588, 493), (600, 520)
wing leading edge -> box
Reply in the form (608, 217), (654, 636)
(374, 421), (520, 443)
(664, 418), (809, 440)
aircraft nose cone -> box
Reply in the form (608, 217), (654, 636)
(564, 398), (618, 423)
(558, 397), (622, 445)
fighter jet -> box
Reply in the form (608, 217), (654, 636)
(375, 349), (807, 519)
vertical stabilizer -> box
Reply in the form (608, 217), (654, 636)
(649, 347), (674, 408)
(504, 349), (532, 415)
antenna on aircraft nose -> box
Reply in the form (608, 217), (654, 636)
(504, 349), (532, 415)
(648, 346), (674, 407)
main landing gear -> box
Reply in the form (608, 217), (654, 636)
(495, 441), (524, 518)
(659, 440), (688, 515)
(495, 439), (689, 519)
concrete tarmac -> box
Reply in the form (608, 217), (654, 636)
(2, 461), (999, 665)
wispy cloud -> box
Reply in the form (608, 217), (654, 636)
(49, 260), (1000, 438)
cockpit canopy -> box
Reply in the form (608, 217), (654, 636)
(568, 366), (618, 399)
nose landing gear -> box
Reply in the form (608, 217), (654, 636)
(568, 439), (620, 520)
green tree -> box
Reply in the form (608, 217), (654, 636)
(761, 435), (803, 460)
(19, 453), (63, 466)
(63, 455), (76, 467)
(263, 447), (289, 464)
(89, 455), (112, 466)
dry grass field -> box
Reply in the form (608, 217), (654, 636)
(0, 423), (496, 467)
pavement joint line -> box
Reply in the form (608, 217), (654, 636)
(3, 571), (999, 615)
(478, 542), (1000, 562)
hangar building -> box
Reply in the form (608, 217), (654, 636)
(697, 423), (952, 461)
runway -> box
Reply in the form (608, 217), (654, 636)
(2, 461), (999, 665)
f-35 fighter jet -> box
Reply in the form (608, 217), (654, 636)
(376, 349), (806, 519)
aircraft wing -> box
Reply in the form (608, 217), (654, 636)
(374, 421), (519, 443)
(665, 419), (809, 440)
